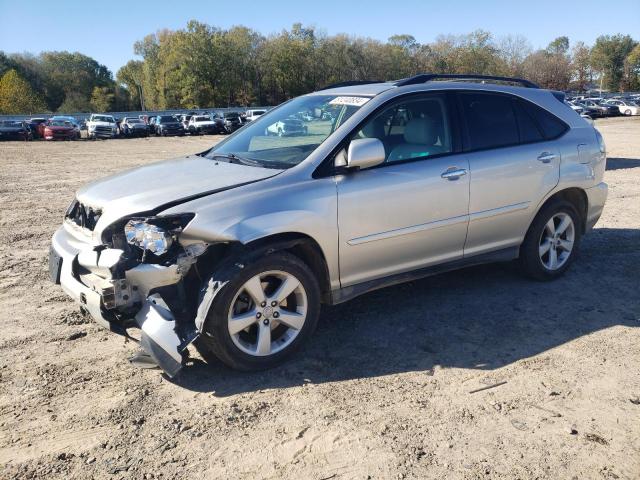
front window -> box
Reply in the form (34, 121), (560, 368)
(353, 94), (452, 162)
(208, 94), (369, 168)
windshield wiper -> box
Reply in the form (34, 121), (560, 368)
(210, 153), (261, 167)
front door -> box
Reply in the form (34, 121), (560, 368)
(336, 93), (470, 287)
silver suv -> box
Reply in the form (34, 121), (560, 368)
(50, 74), (608, 376)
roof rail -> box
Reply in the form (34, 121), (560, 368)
(395, 74), (540, 89)
(318, 80), (384, 90)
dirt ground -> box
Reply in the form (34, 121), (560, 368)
(0, 119), (639, 480)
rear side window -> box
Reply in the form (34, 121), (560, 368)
(513, 101), (544, 143)
(519, 100), (568, 139)
(459, 92), (519, 150)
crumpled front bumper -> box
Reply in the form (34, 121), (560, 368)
(50, 225), (199, 377)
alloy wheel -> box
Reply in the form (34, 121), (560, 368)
(538, 212), (575, 270)
(227, 270), (307, 356)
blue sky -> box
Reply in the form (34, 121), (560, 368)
(1, 0), (638, 75)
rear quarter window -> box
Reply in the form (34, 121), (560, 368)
(519, 100), (568, 140)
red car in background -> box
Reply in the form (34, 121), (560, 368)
(28, 118), (48, 138)
(43, 119), (79, 140)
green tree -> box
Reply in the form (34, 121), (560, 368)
(590, 34), (638, 91)
(547, 36), (570, 55)
(90, 86), (115, 112)
(0, 69), (46, 114)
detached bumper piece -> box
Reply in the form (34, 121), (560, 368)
(136, 294), (193, 378)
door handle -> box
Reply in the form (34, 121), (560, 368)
(537, 152), (556, 163)
(441, 168), (467, 180)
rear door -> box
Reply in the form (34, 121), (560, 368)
(458, 91), (563, 256)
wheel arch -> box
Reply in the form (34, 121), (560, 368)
(534, 187), (588, 233)
(193, 232), (332, 304)
(244, 232), (332, 304)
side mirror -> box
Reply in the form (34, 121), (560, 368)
(347, 138), (386, 170)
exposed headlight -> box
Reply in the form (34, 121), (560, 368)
(123, 214), (194, 256)
(125, 221), (173, 255)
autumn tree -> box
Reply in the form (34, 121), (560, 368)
(0, 69), (46, 114)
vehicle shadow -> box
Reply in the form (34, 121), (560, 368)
(606, 157), (640, 170)
(173, 227), (639, 396)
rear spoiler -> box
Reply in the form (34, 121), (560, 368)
(551, 91), (566, 103)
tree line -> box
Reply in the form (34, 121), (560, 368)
(1, 22), (639, 114)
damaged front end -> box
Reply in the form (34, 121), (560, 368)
(51, 212), (215, 377)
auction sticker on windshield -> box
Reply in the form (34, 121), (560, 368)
(328, 96), (370, 107)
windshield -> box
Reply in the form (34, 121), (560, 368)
(159, 116), (176, 123)
(127, 119), (143, 124)
(92, 115), (113, 122)
(194, 116), (209, 122)
(1, 120), (23, 127)
(225, 112), (240, 118)
(49, 120), (72, 127)
(207, 94), (368, 168)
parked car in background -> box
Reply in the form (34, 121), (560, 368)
(266, 116), (308, 136)
(246, 109), (266, 122)
(155, 115), (185, 136)
(0, 120), (33, 141)
(50, 116), (81, 138)
(87, 114), (118, 139)
(148, 116), (158, 134)
(43, 119), (78, 140)
(121, 117), (150, 137)
(28, 117), (48, 139)
(603, 99), (639, 116)
(566, 101), (585, 115)
(188, 115), (223, 135)
(223, 111), (243, 132)
(577, 100), (619, 118)
(179, 114), (193, 131)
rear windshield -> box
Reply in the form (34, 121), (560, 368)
(159, 116), (176, 122)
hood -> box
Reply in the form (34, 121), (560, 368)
(75, 155), (282, 230)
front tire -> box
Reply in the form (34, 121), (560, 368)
(195, 252), (321, 371)
(519, 199), (581, 281)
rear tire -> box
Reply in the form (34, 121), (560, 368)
(519, 199), (582, 281)
(195, 252), (321, 371)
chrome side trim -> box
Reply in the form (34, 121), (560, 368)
(347, 214), (469, 246)
(469, 201), (530, 222)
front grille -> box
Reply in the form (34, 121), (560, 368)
(66, 200), (102, 231)
(94, 126), (113, 136)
